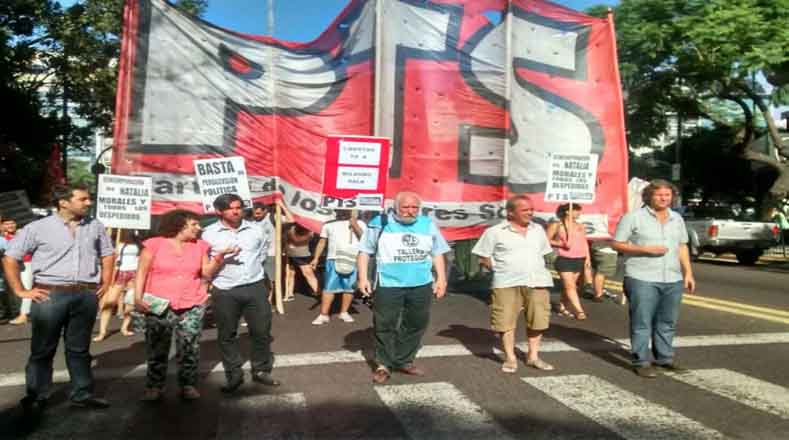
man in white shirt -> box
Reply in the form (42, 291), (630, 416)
(203, 194), (280, 393)
(309, 210), (365, 325)
(472, 195), (555, 374)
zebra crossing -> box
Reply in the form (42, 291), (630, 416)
(6, 365), (787, 439)
(2, 331), (788, 438)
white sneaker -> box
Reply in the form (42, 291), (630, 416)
(312, 314), (330, 325)
(338, 312), (354, 323)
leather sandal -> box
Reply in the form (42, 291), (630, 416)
(501, 360), (518, 374)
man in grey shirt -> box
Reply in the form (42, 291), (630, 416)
(612, 179), (696, 378)
(2, 184), (115, 417)
(202, 194), (280, 394)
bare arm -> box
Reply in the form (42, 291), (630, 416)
(134, 249), (154, 313)
(546, 223), (567, 249)
(311, 238), (327, 267)
(478, 256), (492, 271)
(357, 252), (372, 295)
(276, 199), (294, 223)
(432, 254), (447, 298)
(201, 248), (237, 279)
(2, 256), (49, 302)
(97, 254), (115, 298)
(349, 212), (363, 239)
(611, 240), (667, 256)
(678, 244), (696, 294)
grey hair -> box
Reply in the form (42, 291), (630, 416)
(505, 194), (532, 213)
(394, 191), (422, 211)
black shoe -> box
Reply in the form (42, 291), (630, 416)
(20, 396), (45, 415)
(655, 362), (689, 374)
(221, 372), (245, 394)
(70, 397), (110, 409)
(251, 371), (281, 387)
(633, 366), (658, 378)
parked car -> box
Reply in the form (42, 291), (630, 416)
(684, 203), (781, 265)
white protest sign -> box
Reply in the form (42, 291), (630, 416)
(96, 174), (152, 229)
(336, 166), (380, 190)
(544, 153), (598, 204)
(193, 156), (252, 213)
(355, 193), (385, 211)
(338, 140), (382, 166)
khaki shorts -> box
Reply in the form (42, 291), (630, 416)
(490, 286), (550, 332)
(590, 242), (618, 277)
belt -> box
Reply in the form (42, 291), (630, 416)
(34, 283), (99, 292)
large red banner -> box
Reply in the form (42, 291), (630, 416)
(112, 0), (628, 239)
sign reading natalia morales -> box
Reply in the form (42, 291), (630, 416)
(544, 153), (599, 204)
(96, 174), (153, 229)
(322, 135), (390, 211)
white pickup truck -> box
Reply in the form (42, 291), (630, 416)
(685, 204), (781, 264)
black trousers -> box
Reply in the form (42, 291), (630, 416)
(212, 280), (273, 379)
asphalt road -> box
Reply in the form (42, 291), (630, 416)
(0, 257), (787, 439)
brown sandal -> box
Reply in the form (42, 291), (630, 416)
(556, 304), (575, 319)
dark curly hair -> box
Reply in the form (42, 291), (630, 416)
(157, 209), (200, 238)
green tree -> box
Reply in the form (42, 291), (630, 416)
(1, 0), (207, 197)
(590, 0), (789, 201)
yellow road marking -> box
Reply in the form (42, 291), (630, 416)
(681, 297), (789, 325)
(552, 272), (789, 324)
(683, 295), (789, 318)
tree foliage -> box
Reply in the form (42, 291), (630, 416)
(593, 0), (789, 200)
(1, 0), (206, 198)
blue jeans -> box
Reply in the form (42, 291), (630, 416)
(27, 290), (99, 402)
(623, 277), (684, 367)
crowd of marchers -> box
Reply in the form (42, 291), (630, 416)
(0, 179), (695, 423)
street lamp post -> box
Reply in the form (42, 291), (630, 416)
(90, 146), (113, 216)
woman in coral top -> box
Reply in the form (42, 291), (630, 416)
(134, 210), (236, 402)
(547, 203), (591, 320)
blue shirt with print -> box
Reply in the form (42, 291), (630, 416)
(359, 214), (450, 288)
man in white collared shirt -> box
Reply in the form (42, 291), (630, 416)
(202, 194), (280, 394)
(472, 195), (555, 374)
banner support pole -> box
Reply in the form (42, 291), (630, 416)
(268, 0), (284, 314)
(114, 228), (123, 317)
(274, 203), (284, 314)
(503, 1), (513, 195)
(373, 0), (383, 136)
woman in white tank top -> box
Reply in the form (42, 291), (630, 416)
(94, 230), (140, 341)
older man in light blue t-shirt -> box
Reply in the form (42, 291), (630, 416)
(357, 191), (450, 384)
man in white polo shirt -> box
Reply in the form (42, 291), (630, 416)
(472, 194), (555, 374)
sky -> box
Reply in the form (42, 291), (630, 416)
(57, 1), (618, 41)
(202, 0), (618, 42)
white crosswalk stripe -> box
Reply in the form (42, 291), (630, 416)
(666, 368), (789, 420)
(523, 374), (727, 440)
(216, 392), (312, 440)
(374, 382), (515, 440)
(2, 331), (787, 388)
(9, 368), (789, 439)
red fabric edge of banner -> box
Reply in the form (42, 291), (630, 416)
(606, 9), (630, 236)
(111, 0), (138, 172)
